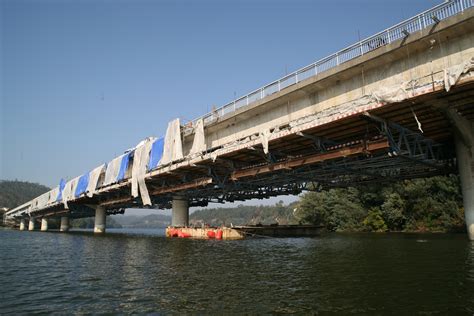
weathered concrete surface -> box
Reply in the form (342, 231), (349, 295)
(28, 218), (35, 231)
(94, 206), (106, 233)
(60, 216), (69, 232)
(40, 218), (48, 232)
(171, 197), (189, 227)
(452, 110), (474, 240)
(181, 9), (474, 153)
(19, 219), (25, 231)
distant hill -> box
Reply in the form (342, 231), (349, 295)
(112, 214), (171, 228)
(0, 180), (50, 210)
(190, 202), (299, 226)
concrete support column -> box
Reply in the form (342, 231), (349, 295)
(455, 135), (474, 240)
(450, 109), (474, 240)
(172, 197), (189, 227)
(40, 218), (48, 232)
(19, 219), (26, 231)
(60, 217), (70, 232)
(28, 218), (36, 231)
(94, 206), (106, 234)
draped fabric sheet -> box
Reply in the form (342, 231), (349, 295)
(48, 186), (60, 205)
(75, 173), (90, 198)
(131, 137), (156, 206)
(87, 164), (106, 197)
(189, 118), (206, 155)
(117, 152), (132, 182)
(56, 179), (66, 202)
(104, 154), (126, 186)
(34, 192), (50, 210)
(444, 57), (474, 92)
(62, 176), (80, 209)
(260, 129), (271, 154)
(161, 118), (184, 165)
(148, 137), (164, 171)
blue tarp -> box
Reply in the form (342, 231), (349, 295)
(56, 179), (66, 202)
(75, 172), (90, 198)
(148, 137), (164, 171)
(117, 151), (132, 181)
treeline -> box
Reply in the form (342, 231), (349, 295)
(190, 201), (299, 226)
(0, 180), (50, 209)
(297, 175), (464, 233)
(71, 217), (122, 229)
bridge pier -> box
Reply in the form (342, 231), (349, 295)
(450, 109), (474, 240)
(60, 216), (70, 232)
(94, 206), (106, 234)
(171, 197), (189, 227)
(28, 218), (36, 231)
(40, 218), (48, 231)
(19, 219), (26, 231)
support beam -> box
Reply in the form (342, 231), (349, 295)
(452, 112), (474, 240)
(19, 219), (26, 231)
(172, 196), (189, 227)
(28, 218), (36, 231)
(94, 206), (106, 234)
(60, 217), (70, 232)
(40, 218), (48, 232)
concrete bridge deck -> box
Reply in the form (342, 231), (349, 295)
(5, 0), (474, 239)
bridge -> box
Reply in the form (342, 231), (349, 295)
(4, 0), (474, 239)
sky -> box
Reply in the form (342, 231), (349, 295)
(0, 0), (441, 212)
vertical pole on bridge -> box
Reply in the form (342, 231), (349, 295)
(28, 217), (36, 231)
(40, 218), (48, 232)
(171, 196), (189, 227)
(449, 109), (474, 240)
(94, 206), (106, 234)
(60, 216), (70, 232)
(19, 219), (26, 231)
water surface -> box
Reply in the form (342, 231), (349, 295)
(1, 228), (473, 314)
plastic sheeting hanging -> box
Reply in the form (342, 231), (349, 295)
(444, 58), (474, 92)
(75, 173), (90, 198)
(189, 118), (206, 155)
(161, 118), (184, 165)
(56, 179), (66, 202)
(48, 186), (59, 205)
(87, 164), (106, 197)
(148, 137), (164, 171)
(103, 151), (132, 186)
(62, 176), (80, 209)
(260, 129), (271, 154)
(117, 152), (132, 182)
(131, 137), (156, 206)
(371, 80), (411, 104)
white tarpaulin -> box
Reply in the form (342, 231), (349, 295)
(103, 154), (125, 186)
(371, 80), (412, 104)
(444, 57), (474, 92)
(35, 191), (50, 210)
(62, 176), (80, 209)
(48, 186), (59, 205)
(260, 129), (271, 154)
(87, 164), (106, 197)
(161, 118), (184, 165)
(190, 118), (206, 155)
(131, 137), (156, 206)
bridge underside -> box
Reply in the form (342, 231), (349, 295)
(26, 80), (472, 220)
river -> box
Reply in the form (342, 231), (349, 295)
(0, 228), (473, 314)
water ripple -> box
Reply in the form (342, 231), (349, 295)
(0, 228), (473, 314)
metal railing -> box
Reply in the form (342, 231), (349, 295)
(187, 0), (472, 128)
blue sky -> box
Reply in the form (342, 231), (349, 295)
(1, 0), (440, 208)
